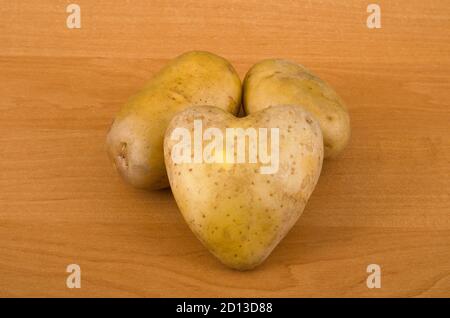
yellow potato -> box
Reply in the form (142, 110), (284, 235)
(243, 59), (350, 158)
(164, 105), (323, 270)
(106, 51), (242, 189)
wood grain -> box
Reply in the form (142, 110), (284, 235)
(0, 0), (449, 297)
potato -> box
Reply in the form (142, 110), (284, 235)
(243, 59), (350, 158)
(164, 105), (323, 270)
(106, 51), (242, 189)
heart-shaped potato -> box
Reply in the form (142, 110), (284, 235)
(164, 105), (323, 270)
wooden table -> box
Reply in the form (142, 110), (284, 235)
(1, 0), (449, 297)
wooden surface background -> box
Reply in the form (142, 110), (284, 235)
(0, 0), (449, 297)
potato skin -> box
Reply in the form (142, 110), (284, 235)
(243, 59), (350, 158)
(164, 105), (323, 270)
(106, 51), (242, 189)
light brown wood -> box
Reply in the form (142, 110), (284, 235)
(0, 0), (449, 297)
